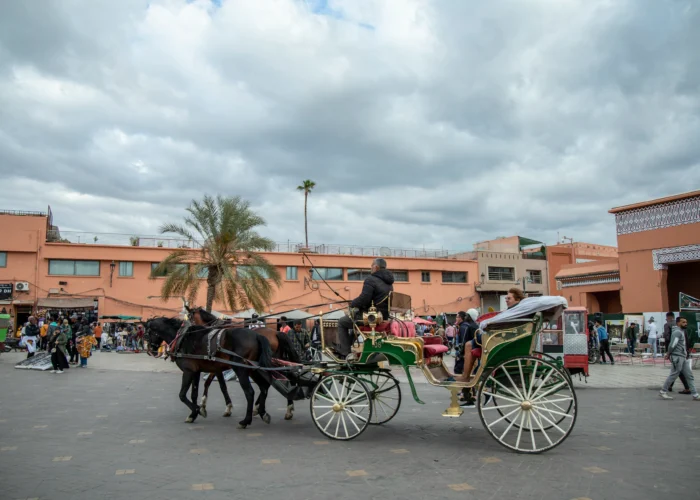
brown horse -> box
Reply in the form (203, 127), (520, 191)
(145, 317), (274, 428)
(189, 307), (301, 420)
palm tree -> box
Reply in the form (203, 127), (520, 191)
(296, 179), (316, 249)
(152, 195), (281, 312)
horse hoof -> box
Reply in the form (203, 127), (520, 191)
(223, 412), (232, 417)
(185, 417), (194, 423)
(284, 414), (293, 421)
(237, 423), (247, 429)
(261, 413), (271, 424)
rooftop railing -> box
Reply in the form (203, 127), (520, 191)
(0, 209), (48, 217)
(45, 230), (455, 258)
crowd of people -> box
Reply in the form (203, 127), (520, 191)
(16, 314), (102, 373)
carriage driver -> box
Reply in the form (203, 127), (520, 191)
(336, 258), (395, 358)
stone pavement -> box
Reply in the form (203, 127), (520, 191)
(1, 351), (699, 500)
(2, 350), (693, 390)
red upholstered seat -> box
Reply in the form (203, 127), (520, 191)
(422, 336), (443, 345)
(423, 344), (449, 357)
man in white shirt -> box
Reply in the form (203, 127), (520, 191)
(647, 317), (659, 357)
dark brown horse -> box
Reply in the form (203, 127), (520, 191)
(189, 307), (301, 420)
(145, 317), (274, 428)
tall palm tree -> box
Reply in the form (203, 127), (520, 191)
(296, 179), (316, 249)
(152, 195), (281, 312)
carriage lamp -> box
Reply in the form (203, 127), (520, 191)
(109, 261), (116, 287)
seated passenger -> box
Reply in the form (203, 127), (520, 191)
(456, 287), (524, 382)
(336, 258), (394, 357)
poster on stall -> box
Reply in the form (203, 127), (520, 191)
(605, 320), (625, 343)
(624, 314), (644, 336)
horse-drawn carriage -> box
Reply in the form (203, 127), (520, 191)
(147, 294), (577, 454)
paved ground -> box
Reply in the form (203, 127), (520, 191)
(1, 352), (698, 500)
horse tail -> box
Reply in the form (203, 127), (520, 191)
(276, 332), (301, 363)
(256, 334), (273, 368)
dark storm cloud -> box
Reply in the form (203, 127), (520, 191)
(0, 0), (698, 250)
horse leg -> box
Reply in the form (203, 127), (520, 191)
(178, 372), (198, 423)
(236, 368), (255, 429)
(216, 372), (233, 417)
(187, 372), (202, 423)
(253, 392), (261, 417)
(251, 371), (271, 424)
(200, 373), (216, 418)
(285, 398), (295, 421)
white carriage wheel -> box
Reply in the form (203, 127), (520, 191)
(363, 372), (401, 425)
(477, 356), (577, 454)
(490, 360), (573, 432)
(310, 374), (372, 441)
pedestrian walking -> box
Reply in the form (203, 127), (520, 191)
(596, 319), (615, 364)
(659, 316), (699, 401)
(663, 312), (691, 393)
(93, 322), (103, 350)
(39, 319), (49, 351)
(625, 321), (638, 356)
(77, 331), (97, 368)
(647, 317), (659, 358)
(49, 321), (70, 373)
(287, 321), (310, 360)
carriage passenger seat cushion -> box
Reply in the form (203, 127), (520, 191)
(422, 336), (443, 345)
(357, 322), (393, 333)
(423, 344), (449, 357)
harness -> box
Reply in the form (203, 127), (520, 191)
(167, 321), (301, 372)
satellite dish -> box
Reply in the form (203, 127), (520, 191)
(379, 247), (391, 257)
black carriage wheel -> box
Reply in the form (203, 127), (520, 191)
(477, 356), (577, 454)
(310, 374), (372, 441)
(361, 372), (401, 425)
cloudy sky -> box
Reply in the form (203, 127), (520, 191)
(1, 0), (698, 251)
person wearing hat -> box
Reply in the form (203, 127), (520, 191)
(647, 317), (659, 358)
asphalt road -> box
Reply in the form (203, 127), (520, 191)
(1, 363), (698, 500)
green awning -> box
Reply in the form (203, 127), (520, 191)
(99, 315), (142, 321)
(519, 236), (544, 248)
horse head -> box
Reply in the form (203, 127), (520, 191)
(144, 316), (183, 356)
(191, 307), (219, 327)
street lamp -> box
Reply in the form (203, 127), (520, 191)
(109, 261), (116, 287)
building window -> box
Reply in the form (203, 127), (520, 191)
(237, 265), (271, 279)
(286, 266), (298, 280)
(488, 266), (515, 281)
(421, 271), (431, 283)
(151, 262), (188, 277)
(347, 269), (372, 281)
(526, 269), (543, 284)
(311, 268), (344, 281)
(197, 267), (209, 279)
(0, 252), (6, 267)
(118, 262), (133, 277)
(442, 271), (467, 283)
(49, 260), (100, 276)
(393, 270), (409, 282)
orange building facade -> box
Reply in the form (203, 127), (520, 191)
(0, 210), (480, 330)
(551, 190), (700, 314)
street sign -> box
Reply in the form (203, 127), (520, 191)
(0, 283), (12, 301)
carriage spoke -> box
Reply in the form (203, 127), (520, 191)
(517, 360), (528, 398)
(480, 403), (522, 411)
(534, 410), (554, 447)
(528, 412), (537, 451)
(515, 411), (526, 449)
(322, 413), (337, 432)
(345, 410), (361, 433)
(530, 407), (574, 419)
(531, 380), (568, 402)
(334, 407), (342, 437)
(314, 409), (335, 420)
(487, 406), (521, 429)
(531, 407), (568, 435)
(526, 360), (539, 399)
(488, 376), (524, 401)
(482, 388), (522, 405)
(344, 408), (369, 423)
(501, 365), (525, 399)
(317, 386), (338, 404)
(344, 391), (370, 406)
(499, 410), (522, 440)
(533, 397), (573, 405)
(340, 411), (349, 438)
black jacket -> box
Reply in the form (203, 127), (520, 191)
(24, 324), (40, 337)
(351, 270), (395, 318)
